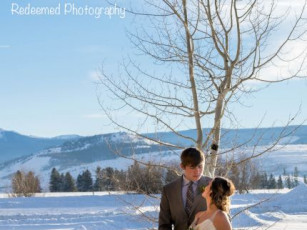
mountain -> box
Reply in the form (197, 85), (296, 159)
(1, 125), (306, 165)
(0, 129), (80, 163)
(34, 132), (172, 169)
(0, 132), (174, 191)
(145, 125), (307, 147)
(0, 125), (307, 192)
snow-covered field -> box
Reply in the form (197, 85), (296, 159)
(0, 184), (307, 230)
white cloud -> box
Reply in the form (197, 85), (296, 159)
(238, 1), (307, 85)
(253, 39), (307, 82)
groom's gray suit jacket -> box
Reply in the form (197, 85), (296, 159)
(158, 175), (211, 230)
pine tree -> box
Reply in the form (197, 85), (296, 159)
(277, 175), (284, 189)
(104, 167), (115, 191)
(293, 167), (299, 187)
(304, 175), (307, 184)
(268, 174), (276, 189)
(286, 175), (292, 189)
(59, 173), (65, 192)
(77, 170), (93, 192)
(49, 168), (61, 192)
(94, 166), (103, 191)
(77, 174), (84, 191)
(291, 176), (296, 188)
(260, 172), (268, 189)
(82, 170), (93, 191)
(63, 172), (77, 192)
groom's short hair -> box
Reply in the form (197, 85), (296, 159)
(181, 147), (204, 167)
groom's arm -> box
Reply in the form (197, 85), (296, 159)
(159, 186), (173, 230)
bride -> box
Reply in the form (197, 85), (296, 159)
(189, 176), (235, 230)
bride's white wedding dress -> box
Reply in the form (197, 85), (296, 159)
(190, 210), (219, 230)
(194, 218), (216, 230)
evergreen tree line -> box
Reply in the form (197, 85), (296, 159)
(49, 168), (77, 192)
(248, 172), (298, 190)
(215, 154), (305, 193)
(49, 161), (166, 193)
(12, 164), (307, 195)
(249, 167), (303, 190)
(49, 164), (306, 193)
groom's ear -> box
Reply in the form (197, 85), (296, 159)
(180, 163), (185, 170)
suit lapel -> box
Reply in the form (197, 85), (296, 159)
(177, 176), (185, 211)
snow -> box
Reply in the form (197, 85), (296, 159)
(1, 155), (51, 175)
(53, 135), (80, 140)
(62, 143), (92, 152)
(0, 185), (307, 230)
(222, 144), (307, 176)
(106, 132), (138, 143)
(253, 183), (307, 213)
(258, 145), (307, 176)
(0, 155), (51, 191)
(106, 132), (157, 145)
(231, 184), (307, 229)
(0, 192), (157, 230)
(45, 147), (62, 154)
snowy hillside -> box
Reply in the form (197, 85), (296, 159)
(1, 143), (307, 192)
(145, 125), (307, 147)
(1, 126), (307, 192)
(1, 125), (307, 165)
(258, 144), (307, 176)
(0, 184), (307, 230)
(0, 132), (174, 192)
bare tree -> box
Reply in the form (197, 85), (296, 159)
(98, 0), (307, 177)
(11, 170), (41, 197)
(126, 161), (163, 194)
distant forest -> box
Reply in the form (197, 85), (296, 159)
(10, 161), (307, 196)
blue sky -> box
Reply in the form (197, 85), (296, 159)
(0, 0), (306, 137)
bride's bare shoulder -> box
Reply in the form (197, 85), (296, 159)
(213, 211), (231, 230)
(216, 211), (229, 219)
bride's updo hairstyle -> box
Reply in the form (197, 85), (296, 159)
(210, 176), (235, 213)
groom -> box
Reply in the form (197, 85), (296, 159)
(158, 147), (214, 230)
